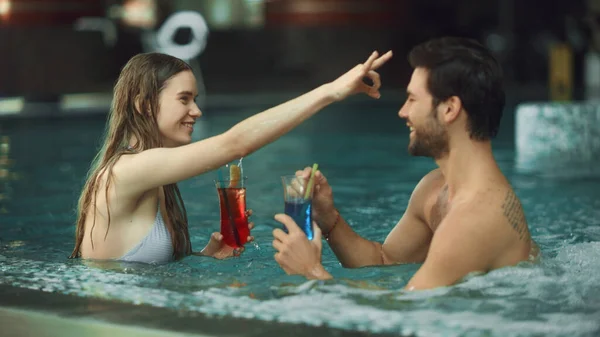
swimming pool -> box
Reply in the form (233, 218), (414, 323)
(1, 99), (599, 337)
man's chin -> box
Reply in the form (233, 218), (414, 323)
(408, 145), (431, 158)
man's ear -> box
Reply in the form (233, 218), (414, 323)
(440, 96), (462, 124)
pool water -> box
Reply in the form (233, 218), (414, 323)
(1, 102), (599, 337)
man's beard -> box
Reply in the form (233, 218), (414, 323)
(408, 111), (449, 159)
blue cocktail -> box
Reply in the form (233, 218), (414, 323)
(281, 174), (314, 239)
(284, 199), (313, 240)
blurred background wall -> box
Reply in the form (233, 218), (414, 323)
(0, 0), (598, 104)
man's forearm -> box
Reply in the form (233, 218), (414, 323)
(325, 213), (384, 268)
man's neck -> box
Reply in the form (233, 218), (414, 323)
(435, 137), (498, 198)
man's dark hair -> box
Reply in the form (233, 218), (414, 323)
(408, 37), (505, 140)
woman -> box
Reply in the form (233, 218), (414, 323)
(70, 50), (392, 263)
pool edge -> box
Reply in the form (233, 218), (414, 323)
(0, 306), (204, 337)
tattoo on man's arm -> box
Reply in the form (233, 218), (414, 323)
(502, 191), (529, 241)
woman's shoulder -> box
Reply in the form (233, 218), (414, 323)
(95, 152), (145, 197)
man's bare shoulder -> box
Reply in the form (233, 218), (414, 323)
(412, 168), (445, 200)
(496, 187), (530, 242)
(453, 185), (525, 222)
(444, 185), (532, 257)
(419, 168), (444, 186)
(404, 168), (445, 218)
(471, 186), (529, 239)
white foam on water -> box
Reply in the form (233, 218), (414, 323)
(1, 241), (599, 336)
(515, 103), (600, 176)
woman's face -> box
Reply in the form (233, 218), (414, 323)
(156, 70), (202, 147)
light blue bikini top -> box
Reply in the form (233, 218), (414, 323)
(120, 207), (174, 264)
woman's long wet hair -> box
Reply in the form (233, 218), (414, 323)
(70, 53), (193, 260)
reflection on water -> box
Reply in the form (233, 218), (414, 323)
(0, 135), (18, 214)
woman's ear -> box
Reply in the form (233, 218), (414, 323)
(134, 95), (151, 116)
(134, 95), (143, 115)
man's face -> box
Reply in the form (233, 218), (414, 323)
(398, 68), (449, 159)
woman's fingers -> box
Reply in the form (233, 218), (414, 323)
(369, 50), (393, 70)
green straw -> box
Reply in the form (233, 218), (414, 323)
(304, 163), (319, 200)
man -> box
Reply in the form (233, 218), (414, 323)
(271, 37), (538, 291)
